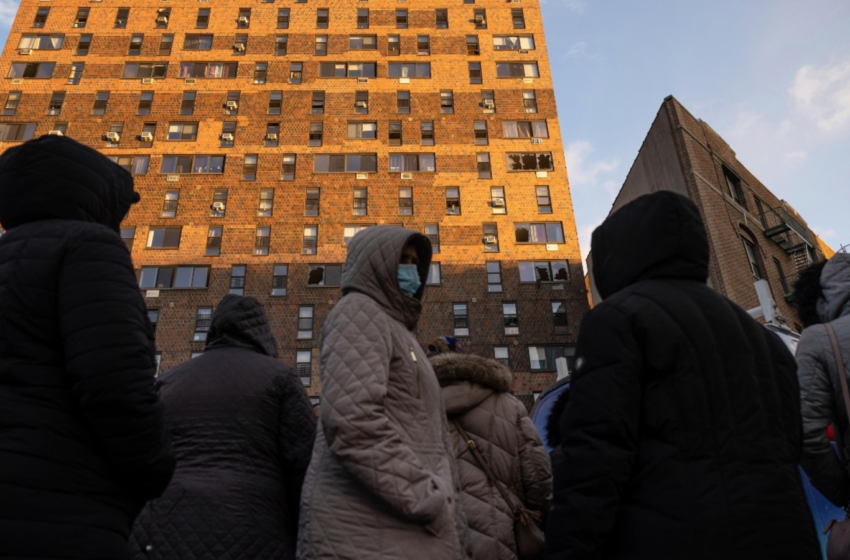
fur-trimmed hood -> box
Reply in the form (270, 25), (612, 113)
(430, 353), (513, 416)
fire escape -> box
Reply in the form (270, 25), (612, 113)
(758, 205), (815, 301)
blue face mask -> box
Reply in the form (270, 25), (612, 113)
(398, 264), (421, 297)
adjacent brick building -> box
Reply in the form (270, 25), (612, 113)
(0, 0), (587, 406)
(588, 96), (830, 330)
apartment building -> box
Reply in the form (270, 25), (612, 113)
(0, 0), (587, 407)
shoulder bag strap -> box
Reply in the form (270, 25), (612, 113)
(452, 420), (519, 517)
(825, 323), (850, 462)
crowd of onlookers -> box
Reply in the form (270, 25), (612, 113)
(2, 136), (849, 560)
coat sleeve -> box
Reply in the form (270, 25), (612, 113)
(57, 227), (175, 501)
(797, 326), (850, 507)
(545, 304), (642, 560)
(320, 299), (447, 524)
(518, 413), (552, 513)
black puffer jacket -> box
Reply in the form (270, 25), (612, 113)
(130, 295), (317, 560)
(545, 191), (820, 560)
(0, 136), (175, 560)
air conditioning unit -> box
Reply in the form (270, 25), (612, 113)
(266, 133), (278, 141)
(156, 16), (168, 24)
(356, 173), (368, 180)
(400, 172), (413, 180)
(523, 77), (534, 83)
(234, 43), (245, 52)
(10, 79), (23, 85)
(141, 78), (155, 84)
(519, 49), (529, 54)
(531, 137), (542, 144)
(19, 49), (32, 55)
(140, 132), (154, 142)
(357, 77), (369, 84)
(47, 129), (64, 136)
(512, 0), (522, 3)
(474, 15), (484, 23)
(157, 7), (168, 12)
(492, 198), (505, 207)
(259, 202), (272, 211)
(166, 174), (179, 182)
(225, 101), (238, 110)
(211, 202), (226, 211)
(355, 101), (368, 108)
(237, 16), (249, 25)
(185, 78), (197, 84)
(483, 235), (498, 244)
(220, 133), (234, 142)
(483, 100), (495, 109)
(105, 132), (121, 142)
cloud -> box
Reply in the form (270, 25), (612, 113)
(565, 42), (588, 59)
(541, 0), (585, 12)
(565, 141), (620, 186)
(789, 57), (850, 133)
(0, 0), (18, 23)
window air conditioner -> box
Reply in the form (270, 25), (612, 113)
(234, 43), (245, 52)
(47, 129), (64, 136)
(238, 16), (249, 25)
(156, 16), (168, 24)
(19, 49), (32, 55)
(357, 77), (369, 84)
(483, 235), (497, 244)
(519, 49), (529, 54)
(492, 198), (505, 207)
(400, 172), (413, 180)
(105, 132), (121, 142)
(483, 100), (495, 109)
(226, 101), (238, 110)
(211, 202), (226, 211)
(474, 15), (484, 22)
(220, 133), (234, 142)
(531, 137), (542, 144)
(185, 78), (197, 84)
(141, 78), (155, 84)
(266, 133), (278, 141)
(140, 132), (153, 142)
(259, 202), (272, 211)
(355, 101), (368, 108)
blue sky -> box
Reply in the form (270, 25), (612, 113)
(0, 0), (848, 264)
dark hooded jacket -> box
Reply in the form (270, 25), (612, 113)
(0, 136), (175, 560)
(545, 191), (820, 560)
(130, 295), (316, 560)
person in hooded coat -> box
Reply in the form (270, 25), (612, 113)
(130, 295), (316, 560)
(0, 135), (175, 559)
(297, 226), (471, 560)
(428, 340), (552, 560)
(795, 254), (850, 507)
(545, 191), (820, 560)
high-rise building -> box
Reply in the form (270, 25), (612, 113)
(0, 0), (587, 407)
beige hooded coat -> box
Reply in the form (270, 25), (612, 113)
(432, 352), (552, 560)
(297, 226), (471, 560)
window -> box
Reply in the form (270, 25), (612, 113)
(427, 263), (441, 285)
(473, 9), (487, 28)
(552, 301), (568, 329)
(229, 266), (246, 295)
(255, 227), (271, 256)
(343, 226), (372, 246)
(254, 62), (268, 84)
(425, 224), (440, 253)
(74, 8), (89, 28)
(266, 122), (280, 147)
(469, 62), (482, 84)
(529, 346), (576, 372)
(220, 122), (236, 147)
(774, 258), (791, 297)
(138, 92), (153, 115)
(397, 91), (410, 114)
(107, 155), (150, 175)
(242, 154), (258, 180)
(8, 62), (55, 79)
(159, 35), (174, 56)
(225, 91), (240, 115)
(147, 309), (159, 333)
(105, 122), (123, 146)
(19, 34), (64, 50)
(0, 124), (35, 142)
(494, 346), (509, 366)
(269, 91), (282, 114)
(139, 266), (209, 289)
(388, 63), (431, 78)
(503, 121), (549, 138)
(396, 9), (408, 28)
(211, 189), (228, 217)
(32, 7), (50, 27)
(399, 188), (413, 216)
(421, 122), (434, 145)
(156, 9), (171, 29)
(417, 36), (430, 55)
(122, 62), (169, 79)
(47, 91), (65, 116)
(272, 265), (288, 296)
(4, 91), (21, 116)
(474, 121), (488, 145)
(536, 186), (552, 213)
(147, 227), (181, 249)
(388, 35), (400, 56)
(724, 167), (747, 208)
(305, 188), (320, 216)
(161, 190), (179, 218)
(318, 62), (376, 78)
(303, 226), (318, 255)
(166, 122), (198, 141)
(115, 8), (130, 28)
(296, 305), (313, 340)
(446, 188), (460, 215)
(77, 34), (92, 55)
(349, 35), (376, 50)
(436, 9), (448, 28)
(743, 237), (761, 279)
(353, 188), (367, 216)
(179, 62), (238, 79)
(296, 351), (312, 384)
(258, 188), (274, 216)
(349, 122), (377, 139)
(512, 9), (526, 29)
(289, 62), (303, 84)
(282, 154), (296, 180)
(160, 155), (225, 174)
(184, 34), (213, 50)
(314, 154), (377, 173)
(314, 35), (326, 56)
(194, 308), (213, 341)
(389, 153), (435, 173)
(311, 91), (325, 114)
(358, 9), (369, 28)
(520, 91), (538, 114)
(477, 153), (492, 179)
(453, 304), (469, 337)
(309, 123), (323, 147)
(316, 8), (329, 28)
(278, 8), (290, 28)
(355, 91), (368, 113)
(490, 187), (506, 214)
(519, 260), (569, 283)
(181, 91), (196, 115)
(467, 35), (480, 55)
(440, 91), (454, 113)
(237, 8), (251, 28)
(121, 227), (135, 250)
(496, 62), (539, 78)
(388, 122), (402, 145)
(493, 36), (535, 50)
(483, 223), (499, 252)
(92, 92), (109, 115)
(477, 263), (502, 298)
(515, 222), (564, 243)
(503, 303), (519, 335)
(506, 152), (553, 172)
(206, 227), (223, 256)
(194, 7), (210, 28)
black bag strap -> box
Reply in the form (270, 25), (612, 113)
(825, 323), (850, 463)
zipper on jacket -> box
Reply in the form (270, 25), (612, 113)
(410, 347), (421, 398)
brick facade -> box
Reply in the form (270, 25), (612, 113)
(0, 0), (587, 408)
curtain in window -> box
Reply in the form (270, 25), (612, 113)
(532, 121), (548, 138)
